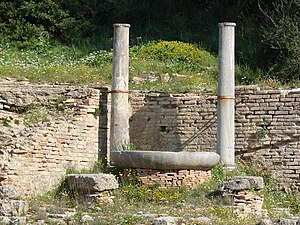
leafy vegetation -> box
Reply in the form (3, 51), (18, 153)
(0, 0), (299, 87)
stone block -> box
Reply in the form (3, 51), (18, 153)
(0, 200), (28, 216)
(218, 179), (250, 193)
(219, 176), (264, 193)
(0, 186), (21, 199)
(67, 173), (119, 194)
(232, 176), (264, 190)
(274, 218), (300, 225)
(0, 216), (27, 225)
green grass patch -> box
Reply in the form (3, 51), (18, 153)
(2, 39), (298, 93)
(0, 40), (220, 93)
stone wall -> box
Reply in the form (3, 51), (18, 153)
(0, 80), (101, 196)
(128, 92), (217, 152)
(119, 86), (299, 187)
(235, 86), (300, 187)
(1, 81), (300, 195)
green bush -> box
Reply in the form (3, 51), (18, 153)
(0, 0), (85, 48)
(132, 41), (217, 73)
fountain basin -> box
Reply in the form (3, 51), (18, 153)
(110, 151), (220, 170)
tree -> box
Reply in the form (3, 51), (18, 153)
(259, 0), (300, 80)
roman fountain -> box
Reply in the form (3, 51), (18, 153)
(108, 23), (236, 187)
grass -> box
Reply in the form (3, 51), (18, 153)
(3, 40), (294, 94)
(26, 162), (300, 225)
(0, 42), (112, 84)
(1, 35), (299, 93)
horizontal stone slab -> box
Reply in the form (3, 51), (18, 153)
(67, 173), (119, 194)
(110, 151), (220, 170)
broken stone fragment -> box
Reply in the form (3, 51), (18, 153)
(0, 186), (21, 199)
(219, 176), (264, 193)
(232, 176), (264, 190)
(193, 216), (212, 225)
(152, 216), (182, 225)
(219, 178), (251, 192)
(0, 199), (28, 217)
(67, 173), (119, 194)
(273, 218), (300, 225)
(0, 216), (27, 225)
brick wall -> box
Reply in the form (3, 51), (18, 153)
(235, 86), (300, 187)
(128, 92), (217, 152)
(121, 86), (299, 187)
(0, 80), (101, 195)
(1, 81), (299, 195)
(121, 169), (212, 188)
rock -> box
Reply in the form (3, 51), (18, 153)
(219, 176), (264, 193)
(194, 216), (212, 225)
(233, 176), (264, 190)
(10, 200), (28, 217)
(274, 218), (300, 225)
(67, 173), (119, 194)
(80, 214), (94, 223)
(36, 219), (47, 225)
(219, 178), (251, 192)
(152, 216), (182, 225)
(132, 77), (145, 84)
(0, 216), (27, 225)
(257, 219), (274, 225)
(160, 73), (170, 82)
(136, 212), (167, 219)
(0, 186), (21, 199)
(0, 199), (28, 217)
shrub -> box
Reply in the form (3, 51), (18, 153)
(131, 41), (217, 73)
(0, 0), (85, 48)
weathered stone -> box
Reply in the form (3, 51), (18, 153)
(231, 176), (265, 190)
(0, 186), (21, 199)
(274, 218), (300, 225)
(1, 81), (300, 197)
(80, 214), (94, 223)
(219, 178), (251, 192)
(0, 200), (28, 216)
(132, 77), (145, 84)
(160, 73), (170, 82)
(152, 216), (182, 225)
(219, 176), (264, 192)
(36, 219), (47, 225)
(193, 216), (212, 225)
(257, 219), (274, 225)
(0, 216), (27, 225)
(67, 173), (119, 194)
(10, 200), (28, 217)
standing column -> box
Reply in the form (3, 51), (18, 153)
(110, 23), (130, 154)
(217, 22), (236, 170)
